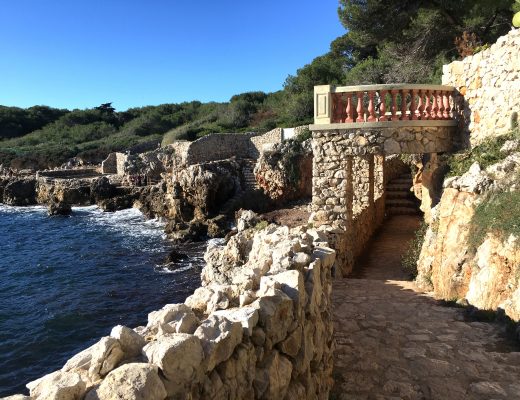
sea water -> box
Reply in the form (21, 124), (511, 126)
(0, 205), (204, 396)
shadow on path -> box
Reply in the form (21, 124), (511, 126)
(331, 216), (520, 400)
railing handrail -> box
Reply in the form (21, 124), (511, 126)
(313, 83), (458, 126)
(323, 83), (455, 93)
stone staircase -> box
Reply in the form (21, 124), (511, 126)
(220, 159), (259, 216)
(385, 174), (421, 215)
(242, 159), (258, 191)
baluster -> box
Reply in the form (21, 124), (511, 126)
(336, 93), (343, 123)
(356, 91), (364, 122)
(390, 90), (399, 121)
(431, 90), (438, 120)
(410, 89), (418, 120)
(437, 91), (444, 119)
(367, 91), (376, 122)
(442, 91), (450, 119)
(379, 90), (387, 121)
(417, 90), (424, 120)
(400, 89), (409, 120)
(345, 93), (354, 123)
(424, 90), (431, 120)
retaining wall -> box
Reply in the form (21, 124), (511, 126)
(442, 28), (520, 145)
(169, 126), (309, 166)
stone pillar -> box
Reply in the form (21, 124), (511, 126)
(310, 133), (354, 276)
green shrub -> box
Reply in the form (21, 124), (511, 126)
(447, 128), (520, 178)
(401, 222), (428, 278)
(468, 190), (520, 250)
(295, 127), (312, 143)
(254, 220), (269, 230)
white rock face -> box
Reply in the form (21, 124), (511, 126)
(194, 315), (243, 371)
(62, 337), (124, 381)
(27, 371), (87, 400)
(143, 333), (204, 396)
(212, 306), (259, 336)
(146, 303), (199, 334)
(110, 325), (146, 358)
(84, 363), (167, 400)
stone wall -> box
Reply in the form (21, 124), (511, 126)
(250, 128), (283, 158)
(101, 153), (128, 175)
(168, 126), (309, 166)
(184, 133), (258, 165)
(311, 126), (455, 156)
(100, 153), (117, 174)
(19, 223), (336, 400)
(442, 29), (520, 145)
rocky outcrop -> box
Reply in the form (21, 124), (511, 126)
(254, 139), (312, 205)
(2, 177), (37, 206)
(416, 153), (520, 322)
(162, 159), (244, 241)
(15, 217), (336, 400)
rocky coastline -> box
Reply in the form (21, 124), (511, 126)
(4, 211), (336, 400)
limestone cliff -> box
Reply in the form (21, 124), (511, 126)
(416, 150), (520, 321)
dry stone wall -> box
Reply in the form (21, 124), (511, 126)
(16, 222), (336, 400)
(168, 126), (309, 166)
(442, 28), (520, 145)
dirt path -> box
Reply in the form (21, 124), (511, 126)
(331, 216), (520, 400)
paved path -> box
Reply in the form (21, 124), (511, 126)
(331, 216), (520, 400)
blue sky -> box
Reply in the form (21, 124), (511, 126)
(0, 1), (344, 111)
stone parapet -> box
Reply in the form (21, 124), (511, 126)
(18, 223), (336, 400)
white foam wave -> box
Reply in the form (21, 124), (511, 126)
(0, 204), (47, 215)
(155, 264), (193, 274)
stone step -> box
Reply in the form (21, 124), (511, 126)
(386, 206), (421, 215)
(386, 199), (417, 207)
(391, 178), (413, 185)
(386, 191), (410, 199)
(386, 183), (412, 191)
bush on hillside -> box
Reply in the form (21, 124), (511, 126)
(447, 128), (520, 178)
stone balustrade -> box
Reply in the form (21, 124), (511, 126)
(313, 84), (457, 127)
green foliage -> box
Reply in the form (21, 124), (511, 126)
(254, 220), (269, 231)
(0, 105), (69, 139)
(446, 128), (520, 177)
(401, 222), (428, 278)
(468, 190), (520, 250)
(295, 127), (312, 143)
(337, 0), (515, 84)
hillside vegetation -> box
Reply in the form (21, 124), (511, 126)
(1, 0), (517, 169)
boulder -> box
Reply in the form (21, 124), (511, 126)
(62, 337), (124, 380)
(194, 315), (243, 371)
(84, 363), (167, 400)
(146, 304), (200, 335)
(110, 325), (146, 358)
(47, 200), (72, 216)
(212, 306), (259, 336)
(252, 291), (294, 345)
(143, 333), (204, 396)
(27, 370), (87, 400)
